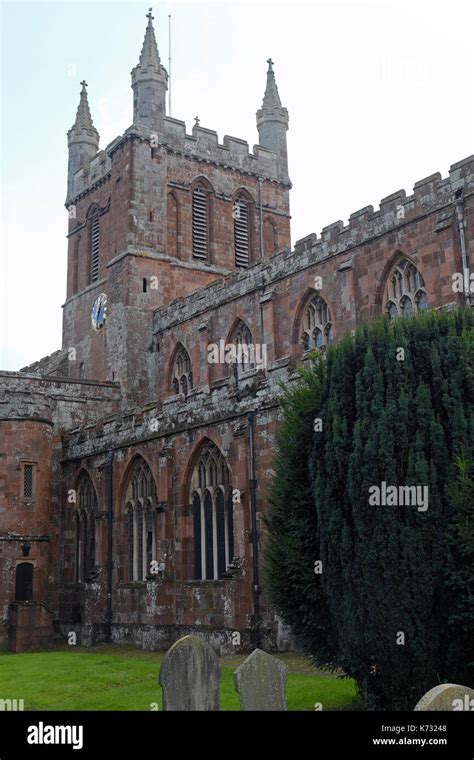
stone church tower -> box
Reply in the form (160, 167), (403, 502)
(62, 10), (291, 403)
(0, 9), (472, 654)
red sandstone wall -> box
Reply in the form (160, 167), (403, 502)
(0, 419), (53, 649)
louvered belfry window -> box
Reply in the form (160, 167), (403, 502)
(192, 186), (208, 260)
(234, 198), (250, 268)
(90, 213), (100, 282)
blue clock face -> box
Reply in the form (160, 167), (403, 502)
(91, 293), (107, 331)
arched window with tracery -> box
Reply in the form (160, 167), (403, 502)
(301, 293), (333, 352)
(384, 257), (427, 320)
(171, 344), (193, 396)
(230, 320), (256, 380)
(75, 473), (97, 582)
(190, 442), (234, 581)
(124, 458), (158, 582)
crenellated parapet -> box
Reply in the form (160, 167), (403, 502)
(293, 155), (473, 257)
(161, 118), (283, 182)
(61, 374), (279, 462)
(67, 148), (111, 204)
(66, 14), (290, 205)
(153, 155), (473, 333)
(0, 373), (120, 430)
(0, 375), (53, 424)
(67, 117), (286, 205)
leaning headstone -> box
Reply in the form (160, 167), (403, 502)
(233, 648), (288, 711)
(414, 684), (474, 711)
(159, 635), (220, 711)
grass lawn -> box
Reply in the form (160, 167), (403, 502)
(0, 645), (361, 711)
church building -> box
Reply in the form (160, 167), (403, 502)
(0, 10), (472, 653)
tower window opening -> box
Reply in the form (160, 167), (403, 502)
(90, 214), (100, 282)
(192, 186), (209, 260)
(23, 465), (33, 499)
(234, 199), (250, 268)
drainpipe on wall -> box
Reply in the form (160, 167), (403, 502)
(247, 410), (260, 649)
(259, 273), (266, 359)
(258, 177), (264, 260)
(106, 449), (114, 642)
(455, 193), (471, 305)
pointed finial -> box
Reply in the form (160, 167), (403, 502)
(261, 58), (282, 109)
(256, 58), (289, 178)
(134, 6), (161, 70)
(68, 80), (99, 141)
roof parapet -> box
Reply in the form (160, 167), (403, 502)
(161, 118), (280, 179)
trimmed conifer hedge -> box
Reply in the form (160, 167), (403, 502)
(265, 308), (474, 710)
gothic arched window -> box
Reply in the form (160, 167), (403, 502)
(230, 321), (256, 380)
(190, 442), (234, 581)
(233, 193), (252, 268)
(75, 473), (97, 582)
(171, 344), (193, 396)
(384, 257), (427, 320)
(124, 458), (158, 582)
(192, 182), (211, 261)
(301, 293), (333, 353)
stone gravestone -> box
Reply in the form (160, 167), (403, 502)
(233, 648), (288, 711)
(159, 635), (220, 711)
(414, 684), (474, 711)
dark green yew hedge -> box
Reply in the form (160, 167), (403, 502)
(264, 308), (474, 710)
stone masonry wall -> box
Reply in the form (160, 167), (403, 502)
(0, 373), (120, 649)
(52, 154), (474, 652)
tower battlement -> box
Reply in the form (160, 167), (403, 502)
(68, 148), (111, 203)
(67, 12), (289, 204)
(162, 118), (283, 181)
(68, 119), (286, 204)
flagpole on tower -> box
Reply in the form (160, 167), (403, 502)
(168, 14), (172, 116)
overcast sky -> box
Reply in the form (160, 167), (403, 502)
(1, 0), (473, 370)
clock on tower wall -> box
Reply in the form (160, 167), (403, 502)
(87, 292), (109, 381)
(91, 293), (107, 331)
